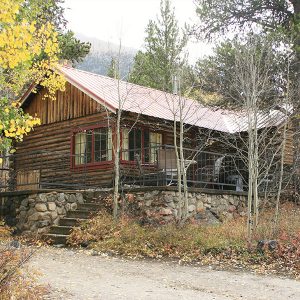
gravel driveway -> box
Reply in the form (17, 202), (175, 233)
(28, 247), (300, 300)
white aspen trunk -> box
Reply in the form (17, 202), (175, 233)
(274, 116), (288, 233)
(179, 119), (188, 218)
(113, 109), (121, 219)
(247, 106), (254, 242)
(253, 110), (259, 230)
(173, 119), (182, 221)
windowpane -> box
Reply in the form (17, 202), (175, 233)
(86, 130), (93, 163)
(150, 132), (162, 163)
(74, 132), (86, 165)
(94, 128), (109, 162)
(144, 130), (150, 163)
(74, 127), (112, 165)
(129, 129), (142, 161)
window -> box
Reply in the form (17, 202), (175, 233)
(122, 128), (162, 163)
(74, 127), (112, 166)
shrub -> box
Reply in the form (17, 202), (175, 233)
(68, 203), (300, 278)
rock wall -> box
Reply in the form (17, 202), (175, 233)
(11, 192), (84, 233)
(126, 190), (249, 224)
(1, 188), (253, 232)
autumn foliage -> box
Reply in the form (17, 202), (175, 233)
(0, 0), (65, 154)
(68, 203), (300, 278)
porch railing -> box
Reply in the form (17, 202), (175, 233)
(0, 146), (249, 192)
(119, 145), (248, 191)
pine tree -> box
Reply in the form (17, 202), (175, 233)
(129, 0), (188, 93)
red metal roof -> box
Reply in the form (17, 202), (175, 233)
(22, 65), (287, 133)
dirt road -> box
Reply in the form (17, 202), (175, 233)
(28, 247), (300, 300)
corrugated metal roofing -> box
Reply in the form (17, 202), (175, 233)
(58, 66), (286, 133)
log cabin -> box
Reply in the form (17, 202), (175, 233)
(0, 66), (293, 192)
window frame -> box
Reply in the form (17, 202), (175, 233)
(120, 126), (164, 165)
(71, 124), (113, 169)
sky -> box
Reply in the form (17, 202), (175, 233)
(63, 0), (213, 63)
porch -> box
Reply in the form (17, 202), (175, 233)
(119, 145), (247, 191)
(0, 145), (248, 192)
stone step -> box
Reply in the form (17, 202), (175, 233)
(49, 225), (73, 235)
(43, 233), (68, 245)
(77, 203), (102, 211)
(59, 217), (86, 226)
(66, 210), (92, 219)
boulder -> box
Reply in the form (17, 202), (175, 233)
(228, 205), (236, 213)
(188, 204), (196, 213)
(50, 211), (58, 220)
(27, 212), (40, 222)
(37, 194), (47, 203)
(35, 203), (47, 212)
(160, 208), (173, 215)
(70, 203), (77, 211)
(21, 198), (28, 207)
(57, 206), (66, 215)
(196, 201), (204, 211)
(76, 193), (84, 204)
(48, 202), (56, 211)
(68, 194), (77, 203)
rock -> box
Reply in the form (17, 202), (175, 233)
(83, 190), (94, 200)
(19, 210), (27, 219)
(27, 212), (40, 222)
(257, 240), (278, 252)
(37, 194), (47, 203)
(50, 211), (58, 220)
(143, 193), (152, 200)
(70, 203), (77, 211)
(47, 193), (57, 202)
(206, 197), (212, 204)
(167, 201), (176, 209)
(37, 220), (50, 228)
(196, 195), (203, 201)
(58, 193), (65, 202)
(188, 204), (196, 213)
(65, 203), (71, 211)
(164, 194), (174, 203)
(38, 212), (51, 221)
(68, 194), (77, 203)
(21, 199), (28, 207)
(37, 227), (48, 234)
(151, 190), (160, 196)
(228, 205), (236, 213)
(35, 203), (47, 212)
(28, 198), (36, 204)
(160, 208), (173, 215)
(196, 201), (204, 211)
(145, 200), (152, 207)
(27, 208), (36, 216)
(57, 207), (66, 215)
(9, 240), (21, 249)
(19, 205), (27, 211)
(48, 202), (56, 211)
(76, 193), (84, 204)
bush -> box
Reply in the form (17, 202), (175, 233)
(0, 223), (48, 299)
(68, 203), (300, 278)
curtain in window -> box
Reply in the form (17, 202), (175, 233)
(75, 132), (87, 165)
(122, 128), (129, 160)
(108, 128), (113, 160)
(150, 132), (162, 163)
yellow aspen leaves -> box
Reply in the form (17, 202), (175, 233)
(0, 0), (66, 152)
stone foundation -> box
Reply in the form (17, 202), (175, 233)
(126, 190), (248, 224)
(1, 188), (256, 232)
(2, 192), (85, 233)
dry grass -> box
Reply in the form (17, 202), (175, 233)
(0, 223), (48, 300)
(68, 203), (300, 278)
